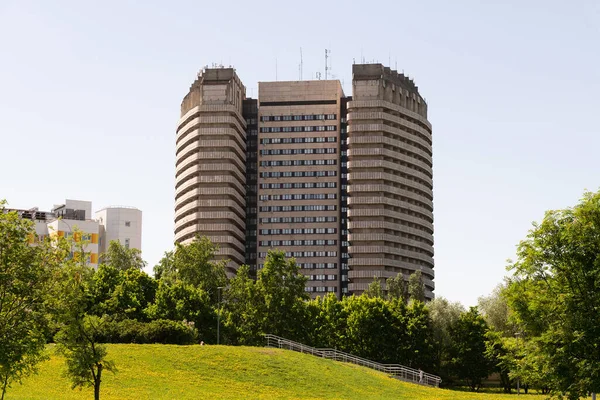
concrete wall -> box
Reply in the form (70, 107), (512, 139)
(95, 207), (142, 253)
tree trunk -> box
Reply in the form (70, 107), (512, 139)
(94, 364), (103, 400)
(1, 373), (9, 400)
(0, 372), (8, 400)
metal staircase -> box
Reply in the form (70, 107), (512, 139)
(265, 334), (442, 387)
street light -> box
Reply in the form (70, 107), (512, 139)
(217, 286), (223, 345)
(515, 332), (521, 395)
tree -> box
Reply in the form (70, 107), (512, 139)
(408, 270), (426, 302)
(386, 273), (408, 303)
(52, 242), (115, 400)
(449, 307), (491, 391)
(146, 280), (214, 342)
(344, 296), (398, 363)
(403, 300), (435, 370)
(221, 265), (262, 345)
(428, 297), (465, 383)
(153, 250), (173, 280)
(484, 330), (513, 393)
(363, 277), (383, 298)
(108, 269), (157, 321)
(99, 240), (145, 271)
(255, 250), (309, 341)
(306, 293), (348, 349)
(158, 236), (227, 303)
(478, 283), (513, 336)
(478, 283), (516, 393)
(505, 190), (600, 399)
(0, 203), (53, 400)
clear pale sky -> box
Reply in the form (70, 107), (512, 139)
(1, 0), (598, 306)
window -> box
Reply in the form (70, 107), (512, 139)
(124, 238), (130, 249)
(125, 221), (131, 227)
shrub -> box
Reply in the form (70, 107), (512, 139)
(96, 319), (197, 345)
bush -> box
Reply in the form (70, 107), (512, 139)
(96, 318), (198, 345)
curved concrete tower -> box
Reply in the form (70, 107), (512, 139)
(347, 64), (435, 299)
(174, 68), (247, 274)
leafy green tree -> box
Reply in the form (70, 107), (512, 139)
(505, 190), (600, 399)
(403, 300), (435, 370)
(109, 269), (157, 321)
(256, 250), (309, 341)
(484, 330), (513, 393)
(222, 265), (262, 345)
(89, 264), (121, 315)
(153, 250), (173, 280)
(343, 296), (398, 363)
(99, 240), (145, 271)
(408, 270), (426, 302)
(363, 277), (384, 298)
(90, 265), (156, 321)
(146, 280), (214, 342)
(158, 236), (227, 303)
(52, 258), (116, 400)
(478, 283), (513, 336)
(0, 204), (54, 400)
(306, 293), (348, 348)
(449, 307), (491, 391)
(386, 273), (408, 303)
(428, 297), (464, 382)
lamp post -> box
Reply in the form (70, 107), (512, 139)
(217, 286), (223, 345)
(515, 332), (521, 395)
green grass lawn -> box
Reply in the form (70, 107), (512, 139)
(7, 344), (546, 400)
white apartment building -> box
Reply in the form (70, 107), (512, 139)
(11, 199), (142, 268)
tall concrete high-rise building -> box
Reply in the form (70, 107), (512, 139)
(175, 68), (247, 275)
(257, 80), (347, 296)
(175, 63), (434, 299)
(347, 64), (434, 298)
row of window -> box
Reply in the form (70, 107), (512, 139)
(261, 114), (336, 122)
(298, 263), (337, 269)
(259, 251), (338, 258)
(260, 125), (337, 133)
(260, 160), (337, 167)
(308, 275), (337, 281)
(260, 182), (337, 189)
(305, 286), (337, 293)
(260, 137), (337, 144)
(260, 228), (337, 235)
(260, 216), (337, 223)
(259, 193), (337, 201)
(260, 171), (337, 178)
(259, 240), (337, 246)
(260, 148), (336, 155)
(259, 205), (337, 212)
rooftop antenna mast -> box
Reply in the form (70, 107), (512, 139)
(325, 49), (331, 80)
(299, 47), (303, 80)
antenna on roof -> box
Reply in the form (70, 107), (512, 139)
(325, 49), (330, 80)
(299, 47), (303, 81)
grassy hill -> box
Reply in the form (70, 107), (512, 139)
(8, 344), (545, 400)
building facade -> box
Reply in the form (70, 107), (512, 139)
(257, 80), (346, 296)
(176, 63), (434, 299)
(9, 199), (142, 268)
(347, 65), (435, 299)
(95, 206), (143, 253)
(175, 68), (247, 276)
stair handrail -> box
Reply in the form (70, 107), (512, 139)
(265, 334), (441, 387)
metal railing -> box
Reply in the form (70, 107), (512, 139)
(265, 334), (441, 387)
